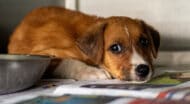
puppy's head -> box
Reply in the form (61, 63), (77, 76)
(77, 17), (160, 82)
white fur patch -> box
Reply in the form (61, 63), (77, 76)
(131, 48), (147, 66)
(125, 26), (130, 37)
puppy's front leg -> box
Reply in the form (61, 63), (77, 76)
(31, 48), (111, 80)
(53, 59), (111, 80)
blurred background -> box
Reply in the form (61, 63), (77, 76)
(1, 0), (190, 54)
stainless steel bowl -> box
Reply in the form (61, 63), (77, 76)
(0, 54), (51, 94)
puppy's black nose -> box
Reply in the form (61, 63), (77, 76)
(135, 64), (149, 78)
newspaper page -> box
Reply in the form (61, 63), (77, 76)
(0, 69), (189, 104)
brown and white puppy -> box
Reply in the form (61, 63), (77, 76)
(8, 6), (160, 82)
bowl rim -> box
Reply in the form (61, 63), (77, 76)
(0, 54), (52, 60)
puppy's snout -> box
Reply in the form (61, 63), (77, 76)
(135, 64), (149, 78)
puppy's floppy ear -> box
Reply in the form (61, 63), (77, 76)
(147, 25), (160, 58)
(76, 22), (107, 65)
(138, 20), (160, 58)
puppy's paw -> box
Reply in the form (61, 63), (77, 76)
(77, 67), (111, 80)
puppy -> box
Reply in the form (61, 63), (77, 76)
(8, 6), (160, 82)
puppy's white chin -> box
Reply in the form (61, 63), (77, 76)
(126, 76), (151, 84)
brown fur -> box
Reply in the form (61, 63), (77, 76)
(8, 6), (160, 81)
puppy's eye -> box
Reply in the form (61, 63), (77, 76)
(140, 37), (149, 47)
(109, 43), (122, 54)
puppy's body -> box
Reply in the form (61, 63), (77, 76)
(9, 7), (160, 82)
(9, 7), (99, 61)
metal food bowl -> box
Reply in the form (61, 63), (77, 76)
(0, 54), (51, 94)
